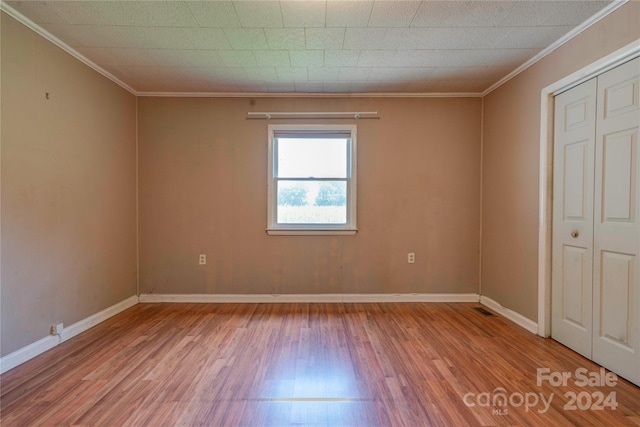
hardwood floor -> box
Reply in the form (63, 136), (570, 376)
(1, 302), (639, 426)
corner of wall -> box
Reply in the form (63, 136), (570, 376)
(135, 95), (140, 298)
(478, 96), (485, 297)
(0, 295), (139, 374)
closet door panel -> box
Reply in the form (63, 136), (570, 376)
(552, 78), (597, 359)
(593, 57), (640, 386)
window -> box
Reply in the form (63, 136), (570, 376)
(267, 124), (357, 235)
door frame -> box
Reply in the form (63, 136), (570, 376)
(537, 39), (640, 337)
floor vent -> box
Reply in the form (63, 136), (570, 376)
(474, 307), (495, 316)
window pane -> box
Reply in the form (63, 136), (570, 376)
(277, 138), (347, 178)
(277, 180), (347, 224)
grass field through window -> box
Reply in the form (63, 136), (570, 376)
(277, 206), (347, 224)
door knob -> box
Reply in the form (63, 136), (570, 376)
(571, 230), (579, 238)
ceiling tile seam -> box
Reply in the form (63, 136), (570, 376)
(364, 1), (375, 29)
(493, 27), (518, 48)
(53, 24), (212, 29)
(277, 1), (284, 29)
(219, 27), (233, 49)
(406, 2), (422, 28)
(231, 1), (242, 29)
(323, 1), (327, 28)
(182, 1), (200, 29)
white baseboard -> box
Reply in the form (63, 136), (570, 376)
(3, 293), (533, 375)
(343, 293), (480, 303)
(60, 295), (139, 342)
(0, 335), (59, 375)
(480, 295), (538, 334)
(0, 295), (139, 375)
(138, 293), (481, 303)
(139, 293), (342, 303)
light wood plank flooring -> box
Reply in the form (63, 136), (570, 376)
(1, 302), (639, 426)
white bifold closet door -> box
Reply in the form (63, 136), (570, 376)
(552, 57), (640, 386)
(552, 77), (596, 360)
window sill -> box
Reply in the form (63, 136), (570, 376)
(266, 228), (358, 236)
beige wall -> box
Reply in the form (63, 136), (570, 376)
(138, 97), (481, 295)
(1, 14), (137, 356)
(482, 2), (640, 321)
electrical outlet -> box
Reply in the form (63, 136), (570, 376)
(199, 254), (206, 265)
(408, 253), (415, 264)
(50, 323), (64, 335)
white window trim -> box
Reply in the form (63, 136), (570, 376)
(267, 124), (357, 236)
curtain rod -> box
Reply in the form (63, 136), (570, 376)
(246, 111), (379, 120)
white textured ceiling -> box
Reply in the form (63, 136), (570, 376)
(4, 1), (616, 94)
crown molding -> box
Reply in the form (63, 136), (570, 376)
(0, 2), (137, 95)
(482, 0), (629, 96)
(136, 91), (482, 98)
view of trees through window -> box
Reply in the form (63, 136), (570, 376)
(278, 181), (346, 207)
(276, 181), (347, 224)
